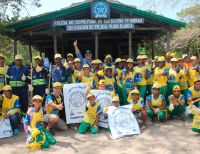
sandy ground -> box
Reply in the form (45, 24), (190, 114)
(0, 119), (200, 154)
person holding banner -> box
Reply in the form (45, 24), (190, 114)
(128, 89), (147, 129)
(0, 85), (21, 135)
(147, 83), (167, 122)
(78, 93), (102, 134)
(76, 64), (96, 89)
(7, 54), (30, 114)
(0, 54), (8, 94)
(45, 82), (67, 135)
(168, 85), (185, 120)
(32, 56), (48, 97)
(24, 95), (56, 149)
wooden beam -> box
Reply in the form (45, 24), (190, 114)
(128, 31), (133, 58)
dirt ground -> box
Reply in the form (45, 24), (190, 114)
(0, 119), (200, 154)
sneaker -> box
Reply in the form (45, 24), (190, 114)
(14, 129), (19, 136)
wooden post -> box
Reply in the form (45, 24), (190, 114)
(13, 38), (17, 57)
(128, 31), (133, 58)
(95, 32), (99, 59)
(151, 38), (155, 59)
(53, 34), (57, 55)
(166, 32), (171, 52)
(29, 43), (32, 63)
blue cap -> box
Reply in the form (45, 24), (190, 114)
(85, 50), (92, 55)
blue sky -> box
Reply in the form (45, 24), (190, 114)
(19, 0), (187, 20)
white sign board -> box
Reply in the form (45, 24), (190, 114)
(90, 90), (112, 128)
(107, 105), (140, 139)
(0, 118), (13, 138)
(63, 83), (87, 124)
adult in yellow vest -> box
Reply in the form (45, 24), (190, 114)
(188, 56), (199, 87)
(133, 55), (148, 99)
(0, 54), (8, 94)
(0, 85), (20, 135)
(78, 93), (102, 134)
(147, 83), (167, 122)
(187, 77), (200, 107)
(153, 56), (168, 97)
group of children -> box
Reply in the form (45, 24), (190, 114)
(1, 41), (200, 149)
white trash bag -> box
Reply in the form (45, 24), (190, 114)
(0, 118), (13, 138)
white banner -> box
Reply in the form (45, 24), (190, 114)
(107, 105), (140, 139)
(0, 118), (13, 138)
(90, 90), (112, 128)
(63, 83), (87, 124)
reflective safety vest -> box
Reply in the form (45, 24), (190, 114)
(32, 66), (47, 86)
(45, 94), (62, 114)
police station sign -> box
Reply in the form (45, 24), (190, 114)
(53, 18), (144, 31)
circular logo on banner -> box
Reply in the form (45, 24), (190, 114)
(97, 96), (112, 107)
(93, 2), (109, 18)
(69, 91), (85, 107)
(134, 73), (143, 82)
(114, 111), (131, 128)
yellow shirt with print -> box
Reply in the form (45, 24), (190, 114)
(188, 68), (198, 87)
(179, 68), (188, 90)
(129, 97), (144, 111)
(83, 102), (102, 125)
(133, 66), (147, 86)
(154, 67), (168, 87)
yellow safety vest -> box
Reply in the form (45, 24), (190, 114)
(81, 75), (95, 88)
(129, 97), (144, 111)
(45, 95), (62, 114)
(133, 66), (147, 86)
(150, 95), (163, 107)
(28, 107), (44, 129)
(0, 65), (8, 91)
(154, 67), (168, 87)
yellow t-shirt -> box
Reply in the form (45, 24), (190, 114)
(165, 62), (172, 69)
(129, 97), (145, 111)
(83, 102), (102, 125)
(133, 66), (147, 86)
(168, 67), (180, 83)
(154, 67), (168, 87)
(188, 68), (198, 87)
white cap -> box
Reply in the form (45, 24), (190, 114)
(54, 53), (62, 59)
(191, 56), (197, 60)
(182, 54), (188, 59)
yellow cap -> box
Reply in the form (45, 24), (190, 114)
(83, 64), (90, 68)
(173, 85), (180, 91)
(97, 70), (104, 76)
(67, 53), (73, 57)
(136, 55), (143, 60)
(194, 77), (200, 83)
(112, 96), (119, 102)
(53, 82), (62, 88)
(131, 89), (140, 94)
(32, 95), (43, 102)
(15, 54), (23, 60)
(74, 58), (81, 62)
(97, 59), (102, 64)
(115, 58), (122, 63)
(171, 52), (177, 58)
(105, 55), (112, 59)
(34, 56), (42, 60)
(92, 60), (99, 64)
(171, 58), (178, 62)
(2, 85), (12, 91)
(157, 56), (165, 62)
(98, 79), (106, 85)
(127, 58), (134, 63)
(191, 56), (197, 60)
(142, 55), (148, 59)
(54, 53), (62, 59)
(0, 54), (5, 59)
(178, 58), (183, 61)
(87, 93), (95, 99)
(166, 52), (171, 57)
(152, 82), (160, 89)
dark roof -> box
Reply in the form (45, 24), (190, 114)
(6, 0), (186, 30)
